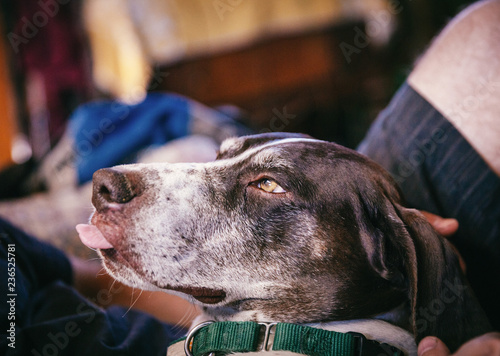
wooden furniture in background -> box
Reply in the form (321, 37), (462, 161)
(152, 22), (397, 148)
(0, 36), (17, 170)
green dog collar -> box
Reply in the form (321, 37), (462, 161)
(168, 321), (404, 356)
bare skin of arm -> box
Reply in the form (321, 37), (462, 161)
(408, 0), (500, 176)
(70, 256), (200, 329)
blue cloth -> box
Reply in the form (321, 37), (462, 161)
(358, 82), (500, 329)
(70, 93), (191, 183)
(0, 219), (186, 355)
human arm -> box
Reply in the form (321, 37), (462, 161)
(70, 256), (200, 328)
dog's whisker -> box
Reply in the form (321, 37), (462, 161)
(171, 303), (199, 332)
(121, 288), (143, 317)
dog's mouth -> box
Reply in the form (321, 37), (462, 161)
(76, 223), (114, 250)
(164, 285), (227, 304)
(77, 223), (227, 305)
(101, 249), (227, 304)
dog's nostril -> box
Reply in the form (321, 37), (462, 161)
(92, 168), (144, 211)
(98, 185), (111, 199)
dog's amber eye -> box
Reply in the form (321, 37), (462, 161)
(257, 178), (286, 194)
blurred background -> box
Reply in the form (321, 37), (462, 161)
(0, 0), (474, 257)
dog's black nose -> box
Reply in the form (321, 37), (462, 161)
(92, 168), (144, 212)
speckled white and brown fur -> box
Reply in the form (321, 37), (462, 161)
(88, 133), (491, 355)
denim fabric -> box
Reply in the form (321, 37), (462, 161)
(358, 82), (500, 328)
(70, 93), (191, 184)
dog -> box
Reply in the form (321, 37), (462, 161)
(77, 132), (491, 355)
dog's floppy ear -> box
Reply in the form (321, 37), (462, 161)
(359, 197), (491, 351)
(395, 207), (491, 351)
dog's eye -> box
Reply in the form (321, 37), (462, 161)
(256, 178), (286, 194)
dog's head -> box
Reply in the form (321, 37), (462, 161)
(79, 133), (490, 350)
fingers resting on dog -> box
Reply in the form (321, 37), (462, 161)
(418, 333), (500, 356)
(420, 211), (459, 237)
(420, 211), (466, 272)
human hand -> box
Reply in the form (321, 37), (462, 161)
(420, 211), (459, 237)
(420, 211), (466, 272)
(418, 333), (500, 356)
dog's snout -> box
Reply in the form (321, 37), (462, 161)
(92, 168), (144, 211)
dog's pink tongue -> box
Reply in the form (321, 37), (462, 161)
(76, 224), (113, 249)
